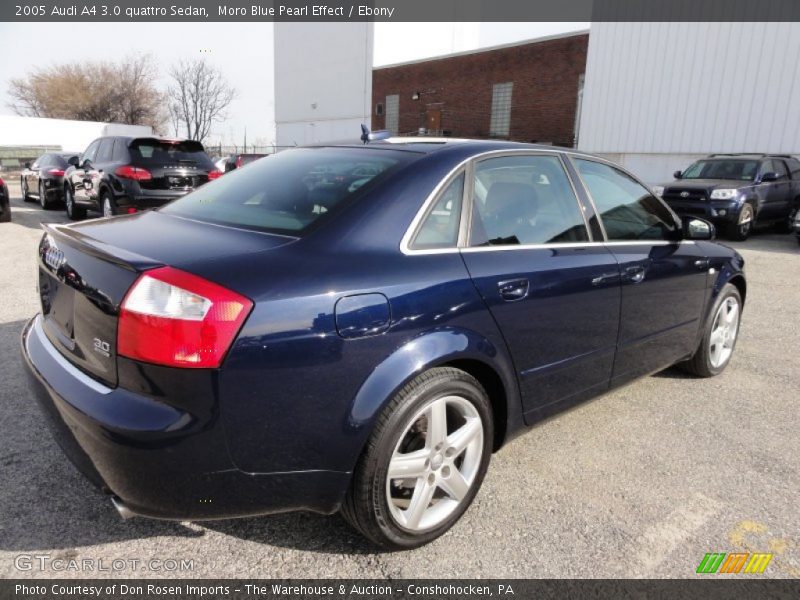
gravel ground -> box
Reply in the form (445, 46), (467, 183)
(1, 183), (798, 579)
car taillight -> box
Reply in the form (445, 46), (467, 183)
(208, 169), (223, 180)
(118, 266), (253, 368)
(48, 168), (65, 176)
(115, 165), (152, 181)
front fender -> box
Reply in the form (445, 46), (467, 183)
(348, 326), (521, 454)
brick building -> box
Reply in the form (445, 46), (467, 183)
(371, 31), (588, 147)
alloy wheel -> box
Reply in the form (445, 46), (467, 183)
(103, 196), (113, 217)
(738, 205), (753, 238)
(65, 188), (73, 215)
(386, 394), (484, 532)
(39, 182), (47, 209)
(709, 296), (740, 368)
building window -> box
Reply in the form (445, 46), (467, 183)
(385, 94), (399, 135)
(489, 82), (513, 137)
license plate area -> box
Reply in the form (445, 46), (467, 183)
(167, 176), (195, 189)
(39, 269), (75, 339)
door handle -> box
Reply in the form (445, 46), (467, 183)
(623, 265), (646, 284)
(592, 272), (620, 286)
(498, 278), (529, 301)
(694, 258), (710, 269)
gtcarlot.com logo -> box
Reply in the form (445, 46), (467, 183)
(14, 554), (195, 573)
(696, 552), (772, 574)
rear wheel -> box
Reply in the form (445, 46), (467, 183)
(342, 367), (493, 549)
(39, 181), (51, 209)
(64, 185), (85, 221)
(680, 283), (742, 377)
(102, 191), (116, 217)
(727, 203), (754, 241)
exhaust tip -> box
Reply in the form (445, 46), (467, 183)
(111, 496), (137, 520)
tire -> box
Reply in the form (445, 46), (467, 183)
(0, 201), (10, 223)
(101, 191), (116, 217)
(726, 203), (754, 241)
(39, 181), (51, 209)
(680, 283), (743, 377)
(64, 185), (85, 221)
(342, 367), (493, 549)
(21, 178), (31, 202)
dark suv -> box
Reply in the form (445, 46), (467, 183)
(654, 154), (800, 240)
(63, 137), (221, 220)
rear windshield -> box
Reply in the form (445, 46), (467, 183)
(681, 159), (759, 181)
(160, 147), (415, 235)
(129, 139), (214, 168)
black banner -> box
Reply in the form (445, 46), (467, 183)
(4, 580), (800, 600)
(3, 0), (800, 23)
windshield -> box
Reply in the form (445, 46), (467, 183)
(681, 159), (759, 181)
(160, 147), (415, 235)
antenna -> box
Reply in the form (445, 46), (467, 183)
(360, 124), (391, 144)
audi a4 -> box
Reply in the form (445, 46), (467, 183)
(21, 139), (746, 548)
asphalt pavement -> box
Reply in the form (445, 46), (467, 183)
(0, 184), (798, 578)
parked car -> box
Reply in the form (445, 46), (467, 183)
(21, 152), (80, 209)
(63, 136), (222, 220)
(653, 153), (800, 241)
(0, 176), (9, 222)
(21, 140), (746, 549)
(214, 156), (229, 173)
(224, 153), (267, 172)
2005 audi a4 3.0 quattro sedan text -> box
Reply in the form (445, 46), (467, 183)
(21, 139), (746, 549)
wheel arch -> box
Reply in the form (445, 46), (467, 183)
(347, 328), (521, 470)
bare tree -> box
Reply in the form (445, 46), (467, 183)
(167, 59), (235, 143)
(7, 55), (165, 130)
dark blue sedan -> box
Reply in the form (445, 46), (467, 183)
(21, 139), (746, 549)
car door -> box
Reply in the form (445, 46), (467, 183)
(72, 139), (100, 205)
(763, 159), (792, 220)
(571, 157), (711, 387)
(459, 153), (622, 421)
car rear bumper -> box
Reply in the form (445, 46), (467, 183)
(20, 315), (348, 520)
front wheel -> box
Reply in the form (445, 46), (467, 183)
(680, 283), (742, 377)
(21, 178), (31, 202)
(342, 367), (493, 549)
(101, 191), (116, 217)
(727, 204), (754, 241)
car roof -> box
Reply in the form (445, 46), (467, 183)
(312, 137), (601, 158)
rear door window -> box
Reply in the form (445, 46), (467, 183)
(129, 139), (214, 169)
(771, 160), (789, 179)
(468, 154), (589, 246)
(95, 138), (113, 164)
(160, 147), (415, 235)
(111, 139), (128, 162)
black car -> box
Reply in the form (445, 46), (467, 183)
(63, 137), (221, 220)
(224, 153), (267, 172)
(21, 152), (80, 209)
(654, 154), (800, 241)
(0, 176), (10, 222)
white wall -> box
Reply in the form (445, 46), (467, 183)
(273, 23), (373, 147)
(578, 22), (800, 183)
(0, 115), (152, 152)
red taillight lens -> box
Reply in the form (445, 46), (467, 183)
(48, 168), (66, 176)
(126, 208), (138, 214)
(118, 267), (253, 368)
(207, 169), (223, 180)
(115, 165), (152, 181)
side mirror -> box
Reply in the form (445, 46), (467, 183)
(673, 170), (682, 179)
(68, 156), (79, 167)
(760, 172), (778, 182)
(81, 159), (92, 170)
(682, 216), (715, 241)
(24, 161), (31, 169)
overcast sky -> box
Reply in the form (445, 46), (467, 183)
(0, 22), (588, 144)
